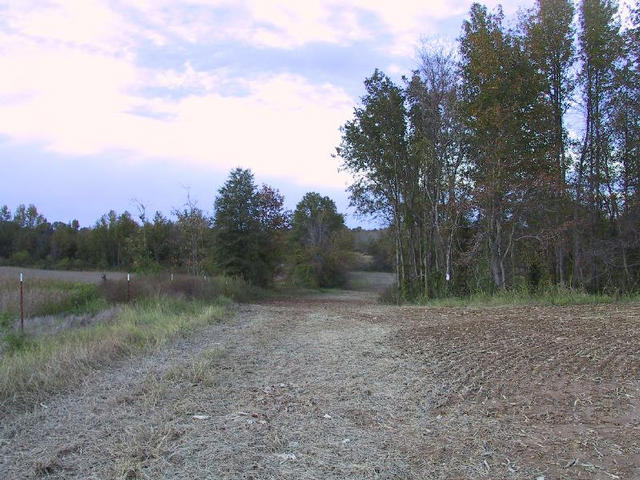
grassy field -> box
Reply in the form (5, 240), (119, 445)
(0, 289), (638, 479)
(0, 267), (259, 412)
(0, 297), (228, 412)
(1, 270), (639, 478)
(0, 266), (128, 284)
(415, 285), (640, 307)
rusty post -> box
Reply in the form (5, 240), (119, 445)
(19, 272), (24, 332)
(127, 273), (131, 302)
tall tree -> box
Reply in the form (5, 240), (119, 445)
(337, 69), (411, 291)
(574, 0), (623, 288)
(290, 192), (349, 287)
(460, 4), (550, 289)
(175, 195), (210, 276)
(525, 0), (575, 284)
(213, 168), (287, 286)
(406, 46), (467, 295)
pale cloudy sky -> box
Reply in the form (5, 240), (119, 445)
(0, 0), (530, 227)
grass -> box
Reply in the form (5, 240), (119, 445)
(411, 285), (640, 307)
(0, 278), (106, 323)
(0, 296), (229, 411)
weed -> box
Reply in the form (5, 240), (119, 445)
(3, 331), (36, 354)
(0, 311), (12, 330)
(407, 285), (640, 307)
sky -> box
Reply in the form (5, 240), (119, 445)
(0, 0), (535, 228)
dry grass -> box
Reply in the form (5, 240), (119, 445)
(0, 290), (638, 479)
(0, 278), (105, 324)
(0, 266), (127, 284)
(0, 298), (228, 412)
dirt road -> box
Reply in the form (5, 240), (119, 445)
(1, 291), (638, 479)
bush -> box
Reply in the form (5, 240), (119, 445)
(55, 257), (72, 270)
(9, 250), (30, 266)
(0, 312), (11, 330)
(98, 274), (262, 304)
(3, 331), (36, 354)
(379, 283), (402, 304)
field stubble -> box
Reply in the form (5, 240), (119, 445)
(0, 289), (638, 479)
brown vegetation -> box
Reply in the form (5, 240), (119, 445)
(0, 288), (638, 479)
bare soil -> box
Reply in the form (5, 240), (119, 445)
(0, 290), (638, 479)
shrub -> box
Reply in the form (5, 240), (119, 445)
(98, 273), (262, 304)
(9, 250), (30, 266)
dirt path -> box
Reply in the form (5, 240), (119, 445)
(1, 292), (639, 479)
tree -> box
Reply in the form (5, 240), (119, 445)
(573, 0), (623, 289)
(337, 69), (410, 291)
(405, 45), (467, 295)
(460, 4), (551, 290)
(525, 0), (575, 284)
(50, 221), (79, 264)
(213, 168), (287, 286)
(0, 205), (16, 260)
(174, 195), (210, 276)
(290, 192), (350, 287)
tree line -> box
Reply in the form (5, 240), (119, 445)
(337, 0), (640, 298)
(0, 169), (352, 288)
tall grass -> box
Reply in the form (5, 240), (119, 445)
(98, 273), (264, 304)
(408, 285), (640, 307)
(0, 297), (228, 411)
(0, 279), (106, 322)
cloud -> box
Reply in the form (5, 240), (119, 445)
(0, 27), (354, 187)
(115, 0), (506, 54)
(0, 0), (534, 194)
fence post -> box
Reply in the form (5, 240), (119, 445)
(19, 272), (24, 332)
(127, 273), (131, 302)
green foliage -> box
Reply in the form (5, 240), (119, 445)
(0, 312), (11, 330)
(365, 231), (393, 272)
(337, 0), (640, 300)
(2, 331), (36, 354)
(290, 192), (351, 288)
(0, 298), (229, 407)
(411, 285), (640, 307)
(9, 250), (30, 266)
(213, 168), (288, 287)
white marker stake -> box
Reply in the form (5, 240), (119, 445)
(19, 272), (24, 331)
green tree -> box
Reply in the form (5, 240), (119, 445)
(405, 46), (467, 295)
(524, 0), (575, 284)
(174, 195), (210, 276)
(574, 0), (623, 288)
(460, 4), (551, 290)
(290, 192), (350, 287)
(213, 168), (287, 286)
(337, 69), (410, 291)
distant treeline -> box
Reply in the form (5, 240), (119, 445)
(0, 169), (380, 288)
(337, 0), (640, 298)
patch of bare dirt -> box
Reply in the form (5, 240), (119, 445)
(0, 293), (638, 479)
(387, 303), (640, 479)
